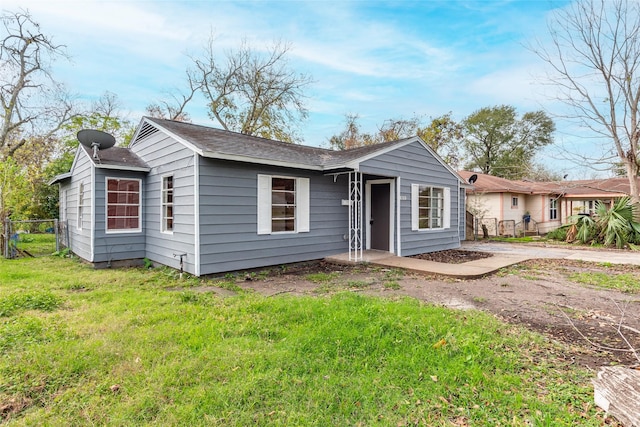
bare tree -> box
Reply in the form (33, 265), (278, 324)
(328, 114), (409, 150)
(0, 9), (74, 160)
(146, 69), (201, 122)
(328, 113), (378, 150)
(532, 0), (640, 203)
(328, 113), (466, 169)
(190, 36), (313, 143)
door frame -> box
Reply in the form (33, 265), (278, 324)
(365, 179), (395, 253)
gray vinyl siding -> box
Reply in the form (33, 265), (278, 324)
(63, 150), (93, 261)
(130, 132), (196, 274)
(198, 159), (349, 275)
(359, 140), (461, 256)
(92, 169), (146, 263)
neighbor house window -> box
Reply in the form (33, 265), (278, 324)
(257, 174), (309, 235)
(549, 198), (558, 220)
(161, 175), (174, 233)
(106, 178), (141, 232)
(77, 183), (84, 230)
(575, 200), (596, 216)
(411, 184), (451, 231)
(511, 196), (519, 208)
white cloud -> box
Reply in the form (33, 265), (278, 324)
(3, 0), (585, 164)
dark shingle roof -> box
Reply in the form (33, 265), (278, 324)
(81, 145), (150, 171)
(49, 145), (150, 185)
(141, 117), (417, 171)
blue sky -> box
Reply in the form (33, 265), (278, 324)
(7, 0), (596, 176)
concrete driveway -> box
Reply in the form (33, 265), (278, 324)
(462, 240), (640, 266)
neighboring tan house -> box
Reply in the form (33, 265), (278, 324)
(50, 117), (469, 276)
(458, 171), (639, 236)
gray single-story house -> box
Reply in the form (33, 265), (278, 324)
(51, 117), (468, 276)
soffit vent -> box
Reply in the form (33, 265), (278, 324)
(135, 122), (160, 142)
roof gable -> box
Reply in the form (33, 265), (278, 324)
(131, 117), (327, 170)
(131, 117), (464, 183)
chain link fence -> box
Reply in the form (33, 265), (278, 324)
(1, 219), (68, 259)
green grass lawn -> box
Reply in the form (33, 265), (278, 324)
(0, 256), (610, 426)
(9, 233), (57, 256)
(569, 271), (640, 293)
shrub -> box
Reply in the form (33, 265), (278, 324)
(545, 226), (568, 241)
(564, 197), (640, 248)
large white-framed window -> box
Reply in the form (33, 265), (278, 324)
(161, 175), (174, 233)
(549, 198), (558, 220)
(257, 174), (309, 235)
(77, 183), (84, 230)
(411, 184), (450, 231)
(106, 177), (142, 233)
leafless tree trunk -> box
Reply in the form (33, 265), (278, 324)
(0, 9), (75, 161)
(532, 0), (640, 204)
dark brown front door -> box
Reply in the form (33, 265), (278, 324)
(370, 183), (390, 250)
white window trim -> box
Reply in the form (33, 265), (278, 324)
(257, 174), (310, 235)
(365, 179), (395, 253)
(161, 174), (174, 234)
(105, 177), (143, 234)
(549, 198), (558, 220)
(411, 184), (451, 231)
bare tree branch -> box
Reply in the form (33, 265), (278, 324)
(146, 61), (206, 123)
(0, 9), (75, 160)
(531, 0), (640, 202)
(188, 35), (313, 143)
(555, 302), (640, 359)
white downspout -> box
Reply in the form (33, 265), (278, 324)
(396, 177), (401, 256)
(194, 152), (200, 276)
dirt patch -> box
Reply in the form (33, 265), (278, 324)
(410, 249), (493, 263)
(195, 255), (640, 370)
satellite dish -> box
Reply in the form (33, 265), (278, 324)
(77, 129), (116, 159)
(468, 174), (478, 184)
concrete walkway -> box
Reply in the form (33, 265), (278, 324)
(325, 241), (640, 279)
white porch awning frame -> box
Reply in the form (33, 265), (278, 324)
(348, 171), (363, 261)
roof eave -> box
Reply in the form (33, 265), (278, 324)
(48, 172), (72, 185)
(95, 164), (151, 172)
(201, 150), (323, 171)
(563, 192), (627, 198)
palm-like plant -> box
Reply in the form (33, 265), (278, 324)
(595, 197), (640, 248)
(564, 197), (640, 248)
(574, 213), (596, 244)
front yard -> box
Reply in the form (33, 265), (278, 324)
(0, 255), (630, 426)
